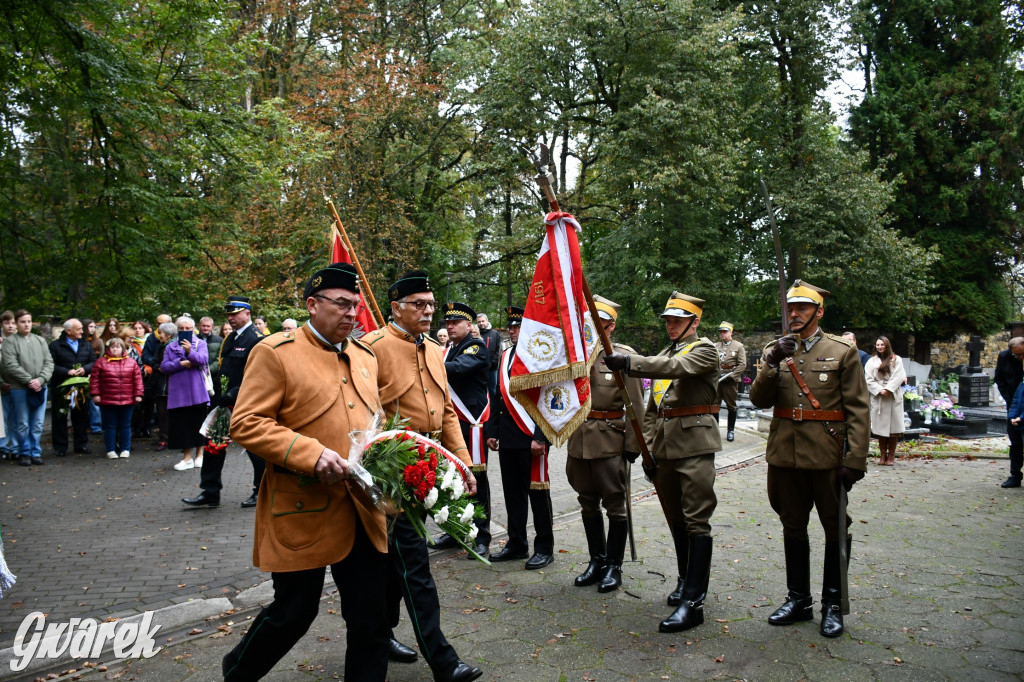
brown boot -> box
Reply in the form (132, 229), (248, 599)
(888, 436), (898, 464)
(877, 437), (891, 465)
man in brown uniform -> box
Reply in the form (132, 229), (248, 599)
(565, 295), (644, 593)
(224, 263), (390, 681)
(361, 270), (482, 682)
(715, 321), (746, 442)
(749, 280), (869, 638)
(605, 292), (721, 633)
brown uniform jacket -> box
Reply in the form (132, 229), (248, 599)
(230, 326), (387, 572)
(362, 324), (471, 467)
(716, 339), (746, 381)
(628, 333), (722, 460)
(748, 329), (869, 472)
(567, 344), (644, 459)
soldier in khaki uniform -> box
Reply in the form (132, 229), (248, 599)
(715, 321), (746, 442)
(605, 292), (721, 633)
(361, 270), (483, 682)
(749, 280), (869, 638)
(565, 295), (644, 593)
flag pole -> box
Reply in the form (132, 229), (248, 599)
(325, 197), (386, 328)
(528, 143), (655, 557)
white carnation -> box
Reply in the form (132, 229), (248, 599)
(424, 487), (439, 510)
(451, 477), (464, 500)
(440, 464), (456, 490)
(434, 505), (449, 525)
(459, 503), (475, 525)
(466, 525), (479, 541)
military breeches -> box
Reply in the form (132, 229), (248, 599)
(652, 453), (717, 536)
(716, 378), (739, 411)
(766, 465), (851, 542)
(566, 455), (628, 519)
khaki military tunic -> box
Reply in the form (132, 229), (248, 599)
(749, 330), (869, 472)
(627, 333), (721, 535)
(715, 339), (746, 411)
(748, 329), (869, 541)
(566, 344), (644, 519)
(363, 324), (471, 467)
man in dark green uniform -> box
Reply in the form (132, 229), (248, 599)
(565, 295), (644, 593)
(605, 292), (721, 633)
(749, 280), (869, 638)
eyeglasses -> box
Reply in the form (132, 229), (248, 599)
(314, 294), (362, 314)
(399, 299), (438, 312)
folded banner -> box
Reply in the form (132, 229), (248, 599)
(331, 225), (378, 339)
(509, 212), (598, 445)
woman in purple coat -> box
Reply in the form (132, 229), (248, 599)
(161, 316), (210, 471)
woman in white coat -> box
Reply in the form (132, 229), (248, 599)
(865, 336), (906, 465)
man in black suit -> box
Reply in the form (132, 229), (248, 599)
(49, 318), (96, 458)
(995, 337), (1024, 488)
(183, 296), (263, 508)
(486, 306), (554, 569)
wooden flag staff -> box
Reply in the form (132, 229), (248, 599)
(325, 197), (386, 329)
(527, 145), (657, 480)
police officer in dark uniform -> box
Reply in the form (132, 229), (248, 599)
(436, 301), (491, 558)
(486, 306), (555, 570)
(183, 295), (263, 508)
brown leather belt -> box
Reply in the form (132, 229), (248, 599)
(773, 408), (846, 422)
(658, 405), (720, 418)
(588, 410), (624, 420)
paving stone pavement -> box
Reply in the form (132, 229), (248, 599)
(2, 423), (1022, 680)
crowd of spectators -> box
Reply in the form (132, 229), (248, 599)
(0, 309), (295, 468)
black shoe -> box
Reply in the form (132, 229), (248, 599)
(820, 603), (844, 637)
(659, 600), (704, 632)
(667, 577), (685, 606)
(19, 456), (32, 467)
(387, 637), (418, 663)
(431, 533), (460, 550)
(241, 491), (258, 508)
(467, 542), (488, 560)
(440, 660), (482, 682)
(31, 457), (44, 465)
(53, 450), (66, 458)
(768, 595), (814, 625)
(490, 546), (528, 562)
(182, 493), (220, 508)
(596, 563), (622, 592)
(1000, 477), (1022, 488)
(574, 556), (606, 587)
(525, 553), (554, 570)
(726, 430), (735, 442)
(74, 446), (91, 455)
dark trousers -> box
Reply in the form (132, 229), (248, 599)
(767, 465), (851, 542)
(386, 516), (459, 677)
(51, 394), (89, 453)
(1008, 419), (1023, 480)
(249, 449), (266, 489)
(223, 522), (389, 681)
(474, 470), (491, 546)
(498, 447), (554, 554)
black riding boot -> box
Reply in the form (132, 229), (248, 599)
(726, 409), (737, 441)
(667, 523), (689, 606)
(768, 537), (813, 625)
(659, 535), (712, 632)
(597, 518), (627, 593)
(820, 540), (844, 637)
(574, 514), (606, 587)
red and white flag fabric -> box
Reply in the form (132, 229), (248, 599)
(508, 212), (599, 445)
(331, 226), (378, 339)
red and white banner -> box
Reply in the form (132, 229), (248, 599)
(508, 212), (598, 445)
(448, 388), (491, 471)
(499, 348), (535, 438)
(331, 226), (378, 339)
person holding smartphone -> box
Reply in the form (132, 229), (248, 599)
(160, 316), (210, 472)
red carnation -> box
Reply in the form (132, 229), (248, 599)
(429, 451), (438, 469)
